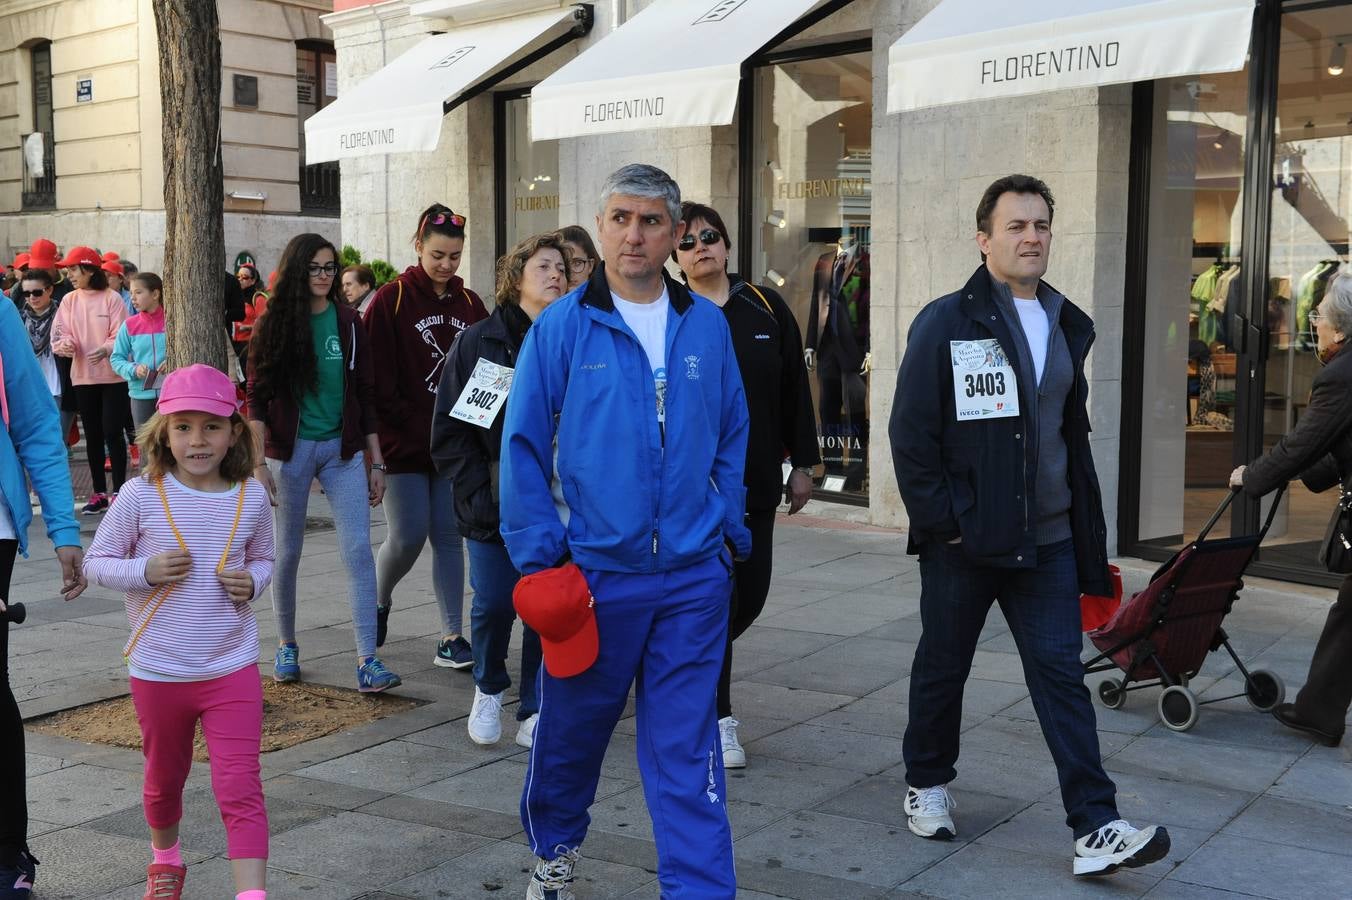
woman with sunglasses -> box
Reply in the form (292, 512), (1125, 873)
(232, 264), (269, 373)
(247, 233), (402, 693)
(673, 201), (820, 770)
(363, 203), (488, 667)
(556, 224), (600, 291)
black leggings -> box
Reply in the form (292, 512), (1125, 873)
(75, 382), (129, 494)
(717, 509), (777, 719)
(0, 540), (26, 865)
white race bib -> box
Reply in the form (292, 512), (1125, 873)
(449, 358), (514, 429)
(950, 340), (1019, 421)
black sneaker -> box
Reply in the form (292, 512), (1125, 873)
(376, 604), (390, 648)
(434, 635), (473, 669)
(0, 850), (38, 899)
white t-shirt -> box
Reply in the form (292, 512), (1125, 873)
(1013, 296), (1050, 387)
(0, 495), (14, 542)
(613, 288), (669, 424)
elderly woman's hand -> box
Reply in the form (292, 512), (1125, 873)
(1229, 465), (1247, 490)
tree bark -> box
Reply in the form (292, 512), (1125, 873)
(153, 0), (227, 371)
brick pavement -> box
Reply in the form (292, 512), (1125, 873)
(8, 491), (1352, 899)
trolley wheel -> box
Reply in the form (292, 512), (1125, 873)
(1158, 685), (1199, 732)
(1098, 678), (1127, 710)
(1245, 669), (1285, 712)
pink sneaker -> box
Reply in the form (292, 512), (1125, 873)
(142, 863), (185, 900)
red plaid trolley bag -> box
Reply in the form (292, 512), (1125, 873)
(1082, 487), (1287, 732)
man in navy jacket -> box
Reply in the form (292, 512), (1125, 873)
(500, 163), (749, 900)
(890, 175), (1168, 878)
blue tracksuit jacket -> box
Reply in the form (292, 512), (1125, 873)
(500, 267), (752, 575)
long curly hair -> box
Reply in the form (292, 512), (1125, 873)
(496, 233), (571, 307)
(249, 233), (340, 403)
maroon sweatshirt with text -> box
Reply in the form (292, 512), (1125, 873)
(363, 264), (487, 474)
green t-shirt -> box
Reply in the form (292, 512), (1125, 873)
(298, 302), (344, 441)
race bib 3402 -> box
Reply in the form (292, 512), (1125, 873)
(449, 358), (514, 429)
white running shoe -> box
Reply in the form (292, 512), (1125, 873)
(525, 846), (580, 900)
(1073, 819), (1170, 876)
(719, 716), (746, 769)
(904, 784), (957, 840)
(467, 687), (503, 745)
(516, 713), (539, 749)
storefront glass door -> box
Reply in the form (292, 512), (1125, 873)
(1252, 3), (1352, 572)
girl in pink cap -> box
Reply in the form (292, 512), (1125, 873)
(83, 364), (275, 900)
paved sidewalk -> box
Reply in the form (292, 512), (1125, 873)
(9, 496), (1352, 899)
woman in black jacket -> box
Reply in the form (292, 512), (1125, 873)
(673, 202), (820, 770)
(431, 233), (568, 748)
(1231, 268), (1352, 746)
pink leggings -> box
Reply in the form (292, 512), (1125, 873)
(130, 665), (268, 859)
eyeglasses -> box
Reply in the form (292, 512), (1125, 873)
(677, 228), (723, 252)
(1309, 310), (1325, 327)
(19, 288), (50, 298)
(307, 263), (339, 277)
(568, 257), (593, 272)
(418, 211), (467, 235)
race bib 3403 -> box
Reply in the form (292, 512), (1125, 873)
(950, 339), (1019, 421)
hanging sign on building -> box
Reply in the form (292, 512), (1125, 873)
(75, 77), (93, 103)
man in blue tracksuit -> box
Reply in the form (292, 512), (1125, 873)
(500, 163), (750, 900)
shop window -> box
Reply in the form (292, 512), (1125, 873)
(497, 92), (561, 256)
(22, 41), (55, 211)
(749, 49), (872, 502)
(1130, 1), (1351, 582)
(298, 41), (340, 214)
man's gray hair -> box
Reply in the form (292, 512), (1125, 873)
(597, 164), (681, 229)
(1324, 268), (1352, 336)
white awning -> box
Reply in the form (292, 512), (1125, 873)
(530, 0), (824, 141)
(304, 7), (579, 163)
(887, 0), (1255, 113)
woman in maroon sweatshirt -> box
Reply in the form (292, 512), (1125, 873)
(363, 203), (488, 667)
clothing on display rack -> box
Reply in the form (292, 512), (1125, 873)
(1191, 261), (1241, 347)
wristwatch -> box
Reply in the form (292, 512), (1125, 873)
(794, 466), (815, 478)
(370, 463), (387, 471)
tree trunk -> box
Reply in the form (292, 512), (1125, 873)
(153, 0), (226, 371)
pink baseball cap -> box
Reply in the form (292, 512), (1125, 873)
(157, 364), (238, 418)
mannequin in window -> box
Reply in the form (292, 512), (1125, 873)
(805, 236), (869, 488)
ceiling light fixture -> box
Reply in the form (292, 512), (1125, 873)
(1213, 131), (1230, 151)
(766, 211), (787, 229)
(1329, 41), (1346, 76)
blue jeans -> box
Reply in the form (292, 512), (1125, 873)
(904, 538), (1118, 838)
(269, 438), (378, 658)
(522, 555), (735, 898)
(466, 539), (541, 720)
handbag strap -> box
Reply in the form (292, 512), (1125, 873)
(122, 476), (248, 660)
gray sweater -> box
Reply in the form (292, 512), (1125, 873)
(992, 281), (1074, 546)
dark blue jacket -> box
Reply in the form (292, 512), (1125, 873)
(500, 266), (752, 575)
(889, 265), (1111, 596)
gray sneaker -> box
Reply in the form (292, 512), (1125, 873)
(526, 846), (580, 900)
(1073, 819), (1170, 876)
(434, 635), (473, 669)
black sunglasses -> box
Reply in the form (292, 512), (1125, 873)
(19, 288), (50, 298)
(678, 228), (723, 252)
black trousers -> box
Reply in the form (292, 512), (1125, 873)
(0, 540), (26, 865)
(717, 509), (777, 719)
(75, 382), (129, 494)
(1294, 574), (1352, 734)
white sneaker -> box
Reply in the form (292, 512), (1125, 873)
(467, 687), (503, 745)
(719, 716), (746, 769)
(516, 713), (539, 749)
(525, 846), (580, 900)
(1073, 819), (1170, 876)
(904, 784), (956, 840)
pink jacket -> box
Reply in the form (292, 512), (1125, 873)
(53, 288), (127, 385)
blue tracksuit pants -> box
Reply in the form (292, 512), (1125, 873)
(521, 554), (736, 898)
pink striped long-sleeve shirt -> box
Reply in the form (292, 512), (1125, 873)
(84, 473), (275, 680)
